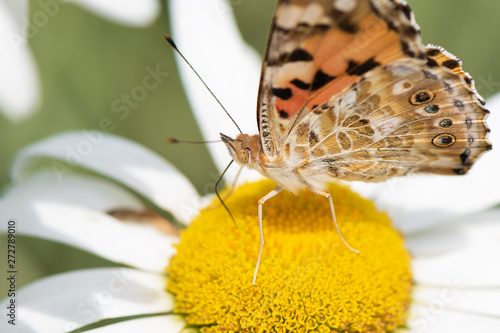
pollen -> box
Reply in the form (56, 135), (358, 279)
(166, 180), (412, 333)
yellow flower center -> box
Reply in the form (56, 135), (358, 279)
(167, 180), (412, 332)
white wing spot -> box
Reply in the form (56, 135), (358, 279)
(275, 4), (302, 29)
(392, 81), (413, 95)
(333, 0), (357, 12)
(338, 89), (357, 110)
(373, 118), (403, 141)
(394, 0), (409, 6)
(301, 3), (324, 25)
(390, 63), (416, 77)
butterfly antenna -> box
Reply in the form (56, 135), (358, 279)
(167, 137), (221, 144)
(215, 160), (237, 226)
(165, 34), (243, 135)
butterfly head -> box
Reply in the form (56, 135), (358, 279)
(220, 133), (252, 165)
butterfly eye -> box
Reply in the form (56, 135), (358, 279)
(236, 148), (250, 164)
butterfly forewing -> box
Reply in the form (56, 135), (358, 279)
(257, 0), (428, 160)
(256, 0), (490, 187)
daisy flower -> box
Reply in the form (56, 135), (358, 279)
(0, 0), (160, 122)
(1, 0), (500, 332)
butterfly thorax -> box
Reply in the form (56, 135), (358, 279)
(221, 133), (333, 194)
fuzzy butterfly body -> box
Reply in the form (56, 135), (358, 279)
(222, 0), (490, 195)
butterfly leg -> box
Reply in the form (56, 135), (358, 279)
(253, 185), (283, 285)
(318, 191), (359, 254)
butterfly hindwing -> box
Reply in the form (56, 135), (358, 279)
(287, 53), (490, 182)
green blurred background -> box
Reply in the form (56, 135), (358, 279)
(1, 0), (499, 290)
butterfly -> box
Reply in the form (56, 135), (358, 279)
(219, 0), (491, 284)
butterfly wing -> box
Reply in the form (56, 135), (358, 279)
(257, 0), (426, 158)
(292, 49), (490, 182)
(258, 0), (489, 184)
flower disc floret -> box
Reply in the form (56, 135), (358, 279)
(167, 180), (412, 332)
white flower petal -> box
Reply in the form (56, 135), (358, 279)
(411, 208), (500, 287)
(68, 0), (160, 26)
(405, 304), (500, 332)
(90, 315), (185, 333)
(406, 208), (500, 256)
(3, 0), (27, 26)
(0, 0), (40, 122)
(351, 93), (500, 232)
(3, 169), (144, 211)
(413, 285), (500, 318)
(0, 170), (178, 272)
(10, 131), (201, 224)
(0, 268), (173, 333)
(169, 0), (263, 183)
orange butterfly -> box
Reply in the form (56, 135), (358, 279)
(218, 0), (491, 284)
